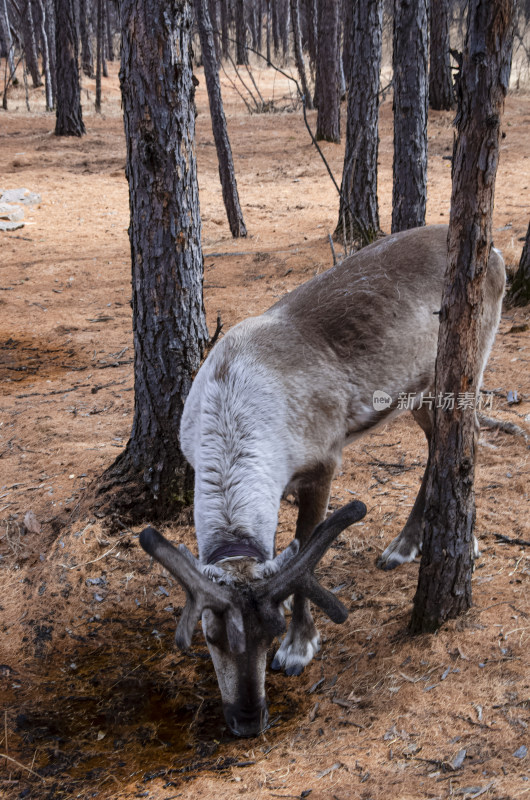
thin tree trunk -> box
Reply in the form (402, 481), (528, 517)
(315, 0), (340, 143)
(341, 0), (353, 88)
(271, 0), (280, 57)
(336, 0), (383, 244)
(101, 0), (108, 76)
(410, 0), (515, 633)
(508, 221), (530, 306)
(291, 0), (312, 108)
(80, 0), (94, 77)
(93, 0), (209, 522)
(305, 0), (318, 79)
(0, 0), (16, 81)
(429, 0), (454, 110)
(391, 0), (429, 232)
(220, 0), (229, 59)
(22, 0), (42, 87)
(106, 0), (114, 60)
(195, 0), (247, 237)
(95, 0), (102, 111)
(280, 0), (290, 63)
(54, 0), (85, 135)
(35, 0), (54, 108)
(235, 0), (247, 63)
(45, 0), (57, 104)
(266, 0), (271, 63)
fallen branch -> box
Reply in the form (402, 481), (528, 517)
(478, 413), (528, 440)
(493, 532), (530, 548)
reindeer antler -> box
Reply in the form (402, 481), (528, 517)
(139, 527), (245, 653)
(255, 500), (367, 633)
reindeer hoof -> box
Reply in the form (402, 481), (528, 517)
(377, 534), (420, 570)
(271, 631), (320, 676)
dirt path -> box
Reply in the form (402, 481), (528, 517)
(0, 64), (529, 800)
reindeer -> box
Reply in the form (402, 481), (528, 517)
(140, 224), (505, 737)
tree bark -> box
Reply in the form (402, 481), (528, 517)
(429, 0), (454, 110)
(80, 0), (94, 78)
(280, 0), (290, 63)
(507, 221), (530, 306)
(195, 0), (247, 237)
(315, 0), (340, 143)
(54, 0), (85, 136)
(45, 0), (57, 103)
(220, 0), (229, 59)
(0, 0), (16, 82)
(336, 0), (383, 245)
(105, 0), (114, 61)
(35, 0), (54, 108)
(291, 0), (313, 108)
(95, 0), (102, 111)
(391, 0), (429, 232)
(235, 0), (247, 63)
(93, 0), (209, 522)
(410, 0), (515, 633)
(22, 0), (43, 87)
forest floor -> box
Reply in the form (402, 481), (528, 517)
(0, 61), (529, 800)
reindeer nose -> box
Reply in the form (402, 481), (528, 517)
(224, 702), (269, 738)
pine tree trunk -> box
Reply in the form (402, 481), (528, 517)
(429, 0), (454, 110)
(410, 0), (515, 634)
(80, 0), (94, 78)
(391, 0), (428, 232)
(271, 0), (280, 57)
(280, 0), (290, 63)
(106, 0), (114, 60)
(336, 0), (383, 244)
(195, 0), (247, 237)
(291, 0), (312, 108)
(101, 0), (108, 76)
(54, 0), (85, 136)
(305, 0), (318, 79)
(508, 221), (530, 306)
(266, 0), (271, 63)
(220, 0), (229, 59)
(22, 0), (42, 87)
(315, 0), (340, 143)
(95, 0), (102, 111)
(93, 0), (209, 523)
(0, 0), (16, 82)
(35, 0), (54, 108)
(341, 0), (353, 88)
(45, 0), (57, 103)
(235, 0), (247, 63)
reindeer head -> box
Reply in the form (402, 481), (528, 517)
(139, 500), (366, 737)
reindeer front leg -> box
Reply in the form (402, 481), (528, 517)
(271, 468), (334, 676)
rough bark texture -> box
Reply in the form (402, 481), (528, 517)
(35, 0), (54, 108)
(45, 0), (57, 103)
(508, 221), (530, 305)
(105, 0), (114, 61)
(22, 0), (43, 87)
(0, 0), (16, 81)
(80, 0), (94, 78)
(291, 0), (313, 109)
(235, 0), (247, 64)
(336, 0), (383, 244)
(410, 0), (515, 634)
(54, 0), (85, 136)
(315, 0), (340, 143)
(93, 0), (209, 523)
(391, 0), (428, 232)
(429, 0), (454, 110)
(96, 0), (102, 111)
(220, 0), (229, 59)
(195, 0), (247, 237)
